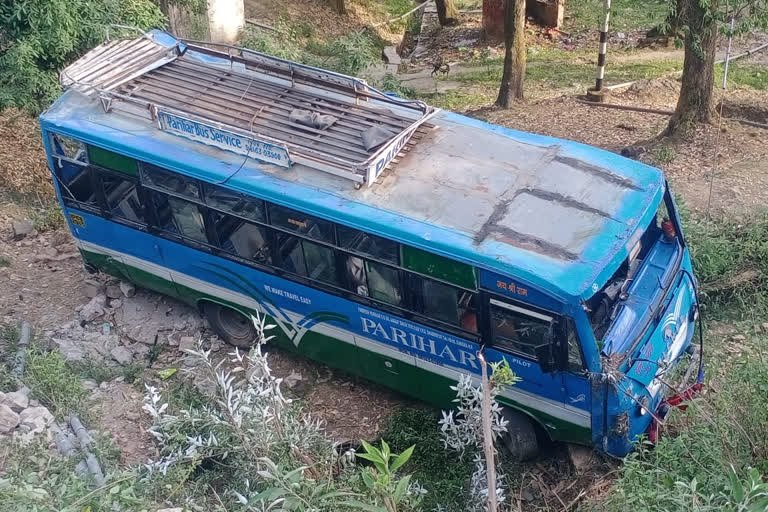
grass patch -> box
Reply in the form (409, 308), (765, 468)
(452, 59), (682, 88)
(684, 210), (768, 319)
(379, 407), (474, 511)
(67, 356), (145, 385)
(23, 347), (88, 419)
(414, 88), (497, 110)
(565, 0), (669, 34)
(652, 145), (677, 164)
(717, 62), (768, 90)
(0, 255), (10, 267)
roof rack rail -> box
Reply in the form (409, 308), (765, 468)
(60, 29), (437, 187)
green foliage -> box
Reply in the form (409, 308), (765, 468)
(652, 145), (677, 164)
(685, 210), (768, 318)
(380, 408), (474, 511)
(716, 62), (768, 90)
(565, 0), (669, 33)
(0, 255), (11, 267)
(31, 202), (65, 232)
(354, 440), (419, 512)
(0, 437), (154, 512)
(374, 73), (417, 98)
(326, 31), (379, 76)
(67, 356), (144, 384)
(0, 0), (166, 113)
(602, 351), (768, 511)
(24, 347), (87, 418)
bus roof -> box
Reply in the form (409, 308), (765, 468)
(41, 31), (664, 302)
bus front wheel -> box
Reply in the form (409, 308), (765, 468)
(202, 302), (258, 348)
(500, 408), (540, 461)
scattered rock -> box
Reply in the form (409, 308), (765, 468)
(110, 299), (122, 309)
(3, 388), (30, 412)
(111, 346), (134, 365)
(762, 322), (768, 333)
(284, 371), (304, 389)
(616, 31), (626, 40)
(119, 281), (136, 298)
(521, 488), (535, 502)
(382, 46), (401, 65)
(127, 343), (151, 358)
(35, 246), (59, 261)
(11, 219), (34, 241)
(0, 404), (21, 433)
(52, 338), (87, 361)
(50, 231), (70, 247)
(567, 443), (595, 473)
(83, 279), (104, 299)
(178, 336), (196, 352)
(19, 406), (54, 436)
(82, 379), (99, 391)
(157, 508), (185, 512)
(732, 334), (747, 341)
(106, 284), (123, 299)
(80, 294), (107, 322)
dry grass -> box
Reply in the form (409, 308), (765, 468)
(0, 109), (54, 199)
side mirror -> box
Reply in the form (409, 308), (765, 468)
(535, 343), (556, 373)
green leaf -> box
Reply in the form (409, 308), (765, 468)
(389, 445), (415, 473)
(342, 499), (388, 512)
(394, 474), (412, 504)
(381, 439), (391, 462)
(361, 469), (376, 490)
(729, 467), (744, 502)
(156, 368), (177, 380)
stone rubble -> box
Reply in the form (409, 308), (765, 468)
(0, 385), (54, 443)
(0, 404), (20, 433)
(11, 219), (34, 241)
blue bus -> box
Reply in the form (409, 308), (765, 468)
(41, 30), (702, 458)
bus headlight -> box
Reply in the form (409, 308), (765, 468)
(638, 395), (650, 416)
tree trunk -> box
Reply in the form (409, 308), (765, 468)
(436, 0), (459, 26)
(329, 0), (346, 15)
(496, 0), (526, 106)
(666, 0), (718, 134)
(483, 0), (505, 40)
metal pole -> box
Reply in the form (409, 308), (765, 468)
(594, 0), (612, 91)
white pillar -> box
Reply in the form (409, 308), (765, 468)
(207, 0), (245, 44)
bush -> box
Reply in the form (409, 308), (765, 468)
(0, 0), (166, 113)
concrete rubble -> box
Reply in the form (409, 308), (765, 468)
(0, 386), (54, 442)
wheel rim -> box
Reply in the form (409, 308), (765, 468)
(216, 306), (253, 340)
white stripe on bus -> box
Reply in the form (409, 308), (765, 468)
(76, 239), (591, 429)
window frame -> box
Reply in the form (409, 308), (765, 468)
(484, 294), (565, 363)
(94, 166), (150, 231)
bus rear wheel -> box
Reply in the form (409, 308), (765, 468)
(202, 302), (258, 348)
(500, 408), (540, 461)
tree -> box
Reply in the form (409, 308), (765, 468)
(666, 0), (768, 135)
(329, 0), (346, 15)
(0, 0), (166, 114)
(495, 0), (526, 106)
(436, 0), (460, 26)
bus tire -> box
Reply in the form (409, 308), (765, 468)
(202, 302), (258, 348)
(500, 408), (539, 461)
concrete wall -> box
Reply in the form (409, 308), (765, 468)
(483, 0), (565, 41)
(207, 0), (245, 44)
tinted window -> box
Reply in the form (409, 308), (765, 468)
(345, 255), (402, 306)
(303, 241), (341, 286)
(337, 225), (399, 264)
(275, 233), (307, 275)
(58, 165), (97, 205)
(413, 277), (477, 331)
(204, 184), (265, 223)
(102, 173), (145, 224)
(152, 192), (208, 243)
(490, 298), (552, 358)
(269, 204), (334, 243)
(213, 212), (271, 265)
(141, 163), (200, 199)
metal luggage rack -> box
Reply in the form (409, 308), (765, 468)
(60, 28), (438, 187)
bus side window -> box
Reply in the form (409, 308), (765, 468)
(337, 225), (399, 264)
(141, 163), (201, 200)
(152, 192), (208, 243)
(100, 173), (146, 225)
(50, 134), (96, 206)
(212, 211), (271, 265)
(566, 320), (586, 373)
(410, 276), (478, 332)
(489, 298), (553, 359)
(275, 233), (340, 287)
(269, 204), (334, 243)
(344, 255), (403, 306)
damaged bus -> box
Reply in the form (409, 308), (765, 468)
(41, 29), (702, 458)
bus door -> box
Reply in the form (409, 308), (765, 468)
(482, 296), (570, 418)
